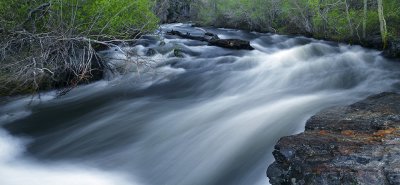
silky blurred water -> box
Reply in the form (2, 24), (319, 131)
(1, 23), (400, 185)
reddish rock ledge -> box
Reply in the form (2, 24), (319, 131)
(267, 92), (400, 185)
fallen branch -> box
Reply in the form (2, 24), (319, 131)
(167, 30), (254, 50)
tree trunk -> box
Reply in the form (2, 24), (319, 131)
(293, 0), (312, 33)
(344, 0), (354, 37)
(377, 0), (388, 48)
(363, 0), (368, 38)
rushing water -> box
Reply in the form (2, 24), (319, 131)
(1, 23), (400, 185)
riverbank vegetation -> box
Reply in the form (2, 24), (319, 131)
(158, 0), (399, 56)
(195, 0), (399, 43)
(0, 0), (158, 96)
(2, 0), (400, 96)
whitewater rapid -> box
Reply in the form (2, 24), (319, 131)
(1, 23), (399, 185)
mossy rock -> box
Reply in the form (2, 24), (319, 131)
(173, 48), (184, 58)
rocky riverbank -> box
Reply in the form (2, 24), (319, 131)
(267, 92), (400, 185)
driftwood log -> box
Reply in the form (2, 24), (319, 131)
(167, 30), (254, 50)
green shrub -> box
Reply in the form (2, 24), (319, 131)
(78, 0), (159, 38)
(0, 0), (159, 38)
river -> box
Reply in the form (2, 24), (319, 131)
(1, 23), (400, 185)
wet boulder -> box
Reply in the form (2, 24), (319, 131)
(146, 48), (157, 56)
(173, 48), (184, 58)
(208, 39), (254, 50)
(267, 92), (400, 185)
(167, 30), (208, 42)
(384, 39), (400, 59)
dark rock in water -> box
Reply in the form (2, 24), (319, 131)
(384, 39), (400, 59)
(204, 32), (220, 40)
(165, 46), (200, 58)
(146, 48), (157, 56)
(167, 30), (208, 42)
(267, 92), (400, 185)
(208, 39), (253, 50)
(205, 32), (216, 37)
(173, 48), (184, 58)
(359, 35), (384, 50)
(159, 41), (166, 46)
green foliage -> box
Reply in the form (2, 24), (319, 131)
(193, 0), (219, 26)
(0, 0), (44, 30)
(195, 0), (278, 31)
(193, 0), (399, 43)
(0, 0), (159, 38)
(78, 0), (159, 38)
(383, 0), (400, 39)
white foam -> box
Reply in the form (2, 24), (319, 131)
(0, 92), (57, 125)
(0, 130), (139, 185)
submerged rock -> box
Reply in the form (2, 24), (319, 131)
(146, 48), (157, 56)
(173, 48), (184, 58)
(267, 92), (400, 185)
